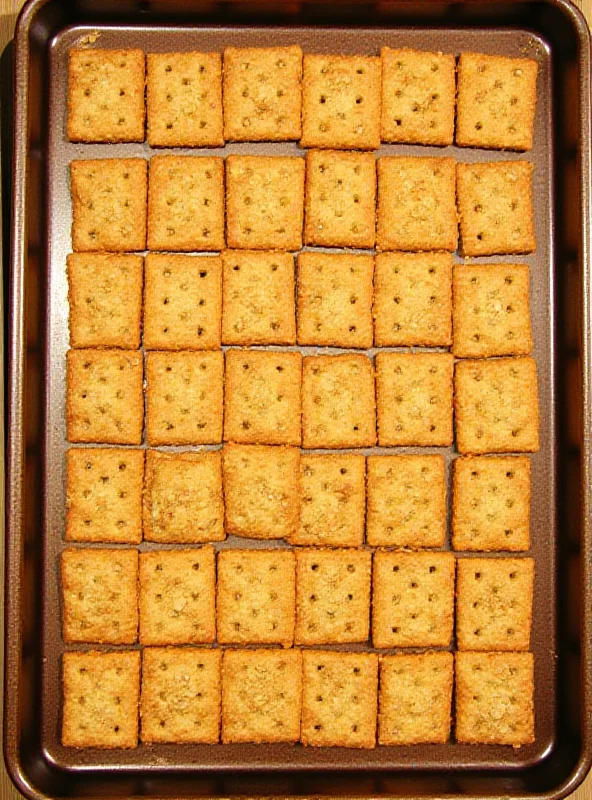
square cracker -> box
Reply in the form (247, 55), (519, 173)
(67, 253), (143, 349)
(224, 349), (302, 445)
(292, 453), (366, 547)
(222, 250), (296, 345)
(457, 161), (535, 256)
(304, 150), (376, 249)
(378, 652), (453, 745)
(222, 648), (302, 743)
(217, 549), (296, 646)
(452, 263), (533, 358)
(66, 349), (144, 445)
(375, 352), (454, 447)
(456, 53), (538, 151)
(301, 650), (378, 749)
(373, 252), (453, 347)
(146, 52), (223, 147)
(295, 548), (372, 645)
(455, 651), (535, 746)
(70, 159), (147, 252)
(145, 351), (223, 446)
(372, 550), (455, 648)
(62, 650), (140, 749)
(226, 155), (305, 250)
(144, 254), (222, 351)
(66, 447), (144, 544)
(454, 357), (540, 454)
(297, 252), (374, 349)
(141, 647), (221, 743)
(366, 455), (446, 548)
(68, 49), (145, 143)
(301, 54), (381, 150)
(452, 456), (531, 552)
(61, 547), (138, 644)
(223, 45), (302, 141)
(139, 546), (216, 645)
(456, 556), (534, 651)
(144, 450), (224, 544)
(222, 444), (300, 540)
(377, 156), (458, 251)
(147, 155), (224, 252)
(302, 354), (376, 449)
(381, 48), (455, 145)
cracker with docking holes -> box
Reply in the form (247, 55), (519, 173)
(226, 155), (305, 250)
(140, 647), (221, 744)
(61, 547), (138, 645)
(457, 160), (535, 256)
(366, 454), (447, 548)
(295, 548), (372, 645)
(70, 158), (147, 252)
(297, 252), (374, 349)
(377, 156), (457, 252)
(452, 456), (531, 552)
(144, 254), (222, 351)
(292, 453), (366, 548)
(302, 354), (376, 449)
(452, 262), (533, 358)
(456, 556), (534, 651)
(222, 250), (296, 346)
(380, 47), (455, 145)
(221, 648), (303, 743)
(373, 252), (453, 347)
(217, 548), (296, 646)
(66, 348), (144, 445)
(67, 253), (143, 349)
(375, 351), (454, 447)
(222, 443), (300, 540)
(138, 546), (216, 646)
(455, 651), (535, 746)
(145, 350), (223, 446)
(146, 51), (223, 147)
(301, 650), (378, 749)
(66, 447), (144, 544)
(454, 357), (540, 454)
(68, 48), (145, 143)
(223, 45), (303, 141)
(304, 150), (376, 248)
(143, 450), (225, 544)
(378, 652), (453, 745)
(62, 650), (140, 749)
(147, 155), (224, 252)
(224, 349), (302, 446)
(301, 54), (381, 150)
(372, 550), (455, 649)
(456, 53), (538, 151)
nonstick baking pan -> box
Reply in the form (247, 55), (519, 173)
(4, 0), (592, 798)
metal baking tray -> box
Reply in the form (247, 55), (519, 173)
(4, 0), (592, 797)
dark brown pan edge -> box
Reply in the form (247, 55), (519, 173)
(4, 0), (592, 798)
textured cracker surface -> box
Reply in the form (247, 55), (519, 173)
(66, 447), (144, 544)
(378, 652), (453, 745)
(144, 450), (225, 543)
(221, 649), (302, 743)
(62, 650), (141, 749)
(455, 651), (535, 745)
(295, 548), (372, 645)
(301, 650), (378, 748)
(217, 549), (296, 646)
(139, 547), (216, 645)
(452, 456), (531, 551)
(366, 454), (446, 548)
(140, 647), (221, 743)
